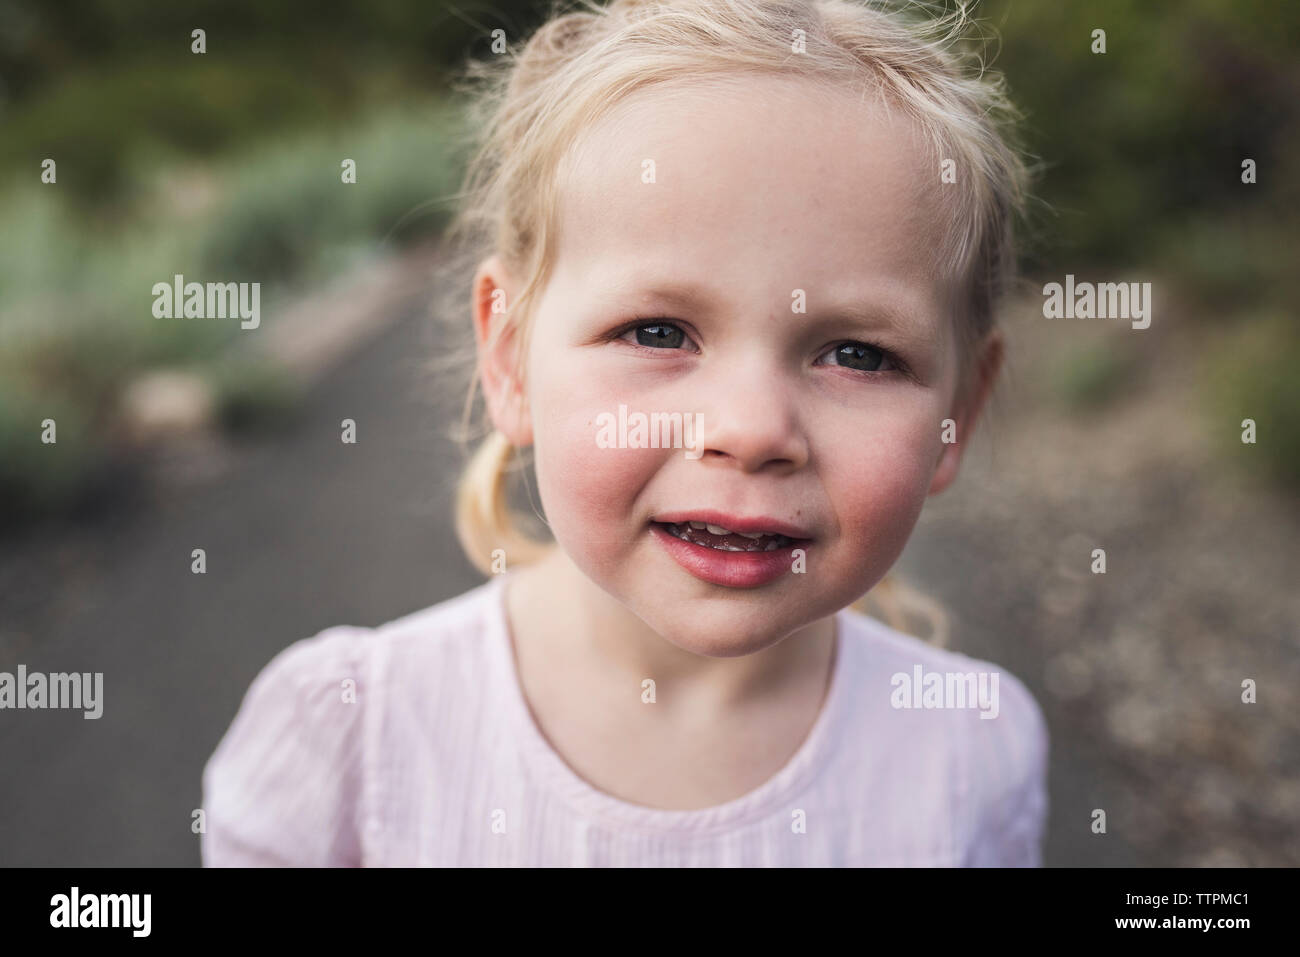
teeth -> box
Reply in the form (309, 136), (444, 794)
(666, 520), (788, 539)
(661, 522), (795, 553)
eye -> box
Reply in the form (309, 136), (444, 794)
(817, 341), (898, 374)
(617, 320), (693, 350)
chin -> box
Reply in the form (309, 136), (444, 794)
(632, 603), (799, 658)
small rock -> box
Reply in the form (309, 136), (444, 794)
(120, 370), (216, 442)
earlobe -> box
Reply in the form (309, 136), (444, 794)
(481, 363), (534, 450)
(489, 372), (533, 448)
(927, 331), (1003, 497)
(928, 426), (963, 496)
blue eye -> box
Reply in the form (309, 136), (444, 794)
(633, 323), (686, 349)
(832, 342), (886, 371)
(820, 341), (895, 373)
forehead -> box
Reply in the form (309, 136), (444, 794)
(550, 73), (950, 307)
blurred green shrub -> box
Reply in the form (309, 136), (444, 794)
(1052, 340), (1139, 412)
(1207, 315), (1300, 490)
(0, 380), (103, 522)
(209, 358), (304, 434)
(0, 59), (340, 208)
(982, 0), (1300, 306)
(198, 101), (464, 281)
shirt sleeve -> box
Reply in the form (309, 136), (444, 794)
(961, 672), (1051, 867)
(200, 625), (372, 867)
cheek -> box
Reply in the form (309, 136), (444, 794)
(529, 365), (661, 567)
(825, 403), (939, 566)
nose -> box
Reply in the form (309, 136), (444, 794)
(693, 358), (810, 473)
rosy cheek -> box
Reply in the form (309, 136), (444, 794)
(530, 381), (661, 567)
(830, 413), (937, 563)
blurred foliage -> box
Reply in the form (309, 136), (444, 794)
(197, 104), (464, 278)
(1207, 315), (1300, 488)
(0, 379), (104, 520)
(0, 0), (545, 105)
(982, 0), (1300, 307)
(210, 357), (305, 434)
(1052, 340), (1140, 413)
(0, 59), (339, 207)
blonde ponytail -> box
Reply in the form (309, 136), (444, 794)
(850, 572), (951, 647)
(453, 429), (552, 575)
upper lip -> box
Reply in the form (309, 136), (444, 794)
(651, 509), (814, 540)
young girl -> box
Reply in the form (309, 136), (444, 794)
(201, 0), (1048, 867)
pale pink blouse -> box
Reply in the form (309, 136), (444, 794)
(201, 574), (1049, 866)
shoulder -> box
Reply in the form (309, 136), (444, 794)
(247, 578), (503, 707)
(216, 620), (376, 741)
(200, 624), (374, 866)
(200, 579), (504, 866)
(835, 607), (1047, 751)
(246, 622), (374, 708)
(959, 664), (1050, 866)
(834, 608), (1050, 866)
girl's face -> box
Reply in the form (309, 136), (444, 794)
(479, 75), (998, 656)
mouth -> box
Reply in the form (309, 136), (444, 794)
(648, 512), (814, 588)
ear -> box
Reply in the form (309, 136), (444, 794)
(928, 329), (1004, 496)
(472, 254), (533, 447)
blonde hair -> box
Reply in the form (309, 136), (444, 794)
(435, 0), (1029, 644)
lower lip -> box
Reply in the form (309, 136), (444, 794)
(649, 523), (806, 588)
